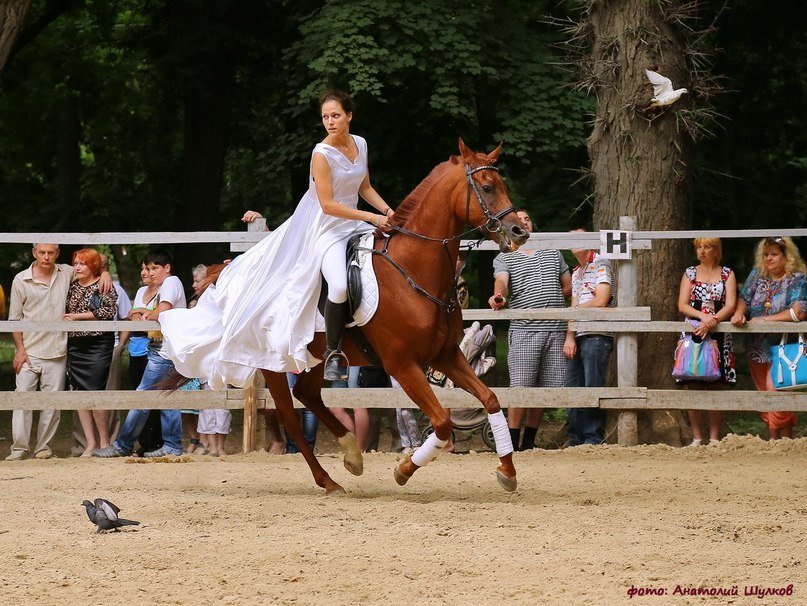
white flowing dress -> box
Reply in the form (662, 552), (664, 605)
(160, 135), (374, 389)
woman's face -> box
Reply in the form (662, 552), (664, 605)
(321, 100), (351, 137)
(192, 273), (205, 296)
(763, 246), (787, 276)
(73, 258), (94, 280)
(696, 242), (716, 264)
(140, 263), (152, 285)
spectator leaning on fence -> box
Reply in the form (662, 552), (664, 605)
(676, 238), (737, 447)
(94, 249), (187, 458)
(71, 253), (132, 456)
(65, 248), (119, 457)
(563, 230), (615, 446)
(179, 263), (210, 454)
(6, 243), (112, 461)
(489, 210), (572, 451)
(731, 236), (807, 440)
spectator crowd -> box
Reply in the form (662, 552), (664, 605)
(1, 225), (805, 461)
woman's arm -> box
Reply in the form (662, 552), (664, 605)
(716, 271), (738, 321)
(731, 298), (748, 326)
(358, 172), (393, 217)
(92, 290), (118, 320)
(312, 154), (391, 229)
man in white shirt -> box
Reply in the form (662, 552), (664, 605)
(563, 230), (615, 445)
(94, 250), (187, 458)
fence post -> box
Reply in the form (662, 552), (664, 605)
(242, 374), (259, 453)
(616, 216), (639, 446)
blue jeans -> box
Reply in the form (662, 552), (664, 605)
(114, 351), (182, 454)
(283, 372), (319, 454)
(565, 335), (613, 446)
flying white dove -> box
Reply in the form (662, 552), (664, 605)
(645, 69), (688, 108)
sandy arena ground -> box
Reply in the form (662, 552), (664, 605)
(1, 434), (805, 606)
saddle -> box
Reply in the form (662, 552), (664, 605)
(346, 233), (364, 319)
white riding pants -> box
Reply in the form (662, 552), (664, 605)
(321, 238), (349, 304)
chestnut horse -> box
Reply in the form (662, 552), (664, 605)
(204, 140), (528, 494)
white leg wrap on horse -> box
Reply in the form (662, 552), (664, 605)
(411, 432), (448, 467)
(489, 411), (514, 457)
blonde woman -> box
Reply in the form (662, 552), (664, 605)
(676, 238), (737, 446)
(731, 237), (807, 439)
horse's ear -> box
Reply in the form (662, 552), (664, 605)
(458, 137), (473, 162)
(487, 142), (503, 164)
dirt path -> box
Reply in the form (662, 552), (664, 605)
(1, 435), (804, 605)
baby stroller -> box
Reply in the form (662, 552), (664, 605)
(422, 322), (498, 451)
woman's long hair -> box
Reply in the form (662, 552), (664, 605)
(754, 236), (807, 278)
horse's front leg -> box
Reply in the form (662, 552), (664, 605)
(386, 364), (452, 486)
(260, 370), (346, 495)
(429, 346), (517, 492)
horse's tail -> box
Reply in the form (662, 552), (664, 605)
(154, 369), (192, 393)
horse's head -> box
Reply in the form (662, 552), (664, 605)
(457, 138), (529, 252)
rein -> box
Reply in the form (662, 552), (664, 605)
(362, 164), (517, 312)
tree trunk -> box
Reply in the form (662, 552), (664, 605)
(163, 0), (237, 290)
(0, 0), (31, 72)
(53, 92), (82, 231)
(171, 61), (234, 286)
(587, 0), (695, 445)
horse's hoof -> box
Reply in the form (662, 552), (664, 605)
(394, 454), (413, 486)
(338, 433), (364, 476)
(393, 465), (410, 486)
(496, 470), (517, 492)
(325, 486), (347, 496)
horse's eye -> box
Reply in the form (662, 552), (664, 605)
(482, 184), (493, 194)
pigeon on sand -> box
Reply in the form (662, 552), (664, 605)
(82, 498), (140, 533)
(645, 69), (688, 107)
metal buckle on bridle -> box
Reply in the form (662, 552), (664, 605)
(485, 217), (502, 233)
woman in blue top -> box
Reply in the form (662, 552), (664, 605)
(731, 236), (807, 438)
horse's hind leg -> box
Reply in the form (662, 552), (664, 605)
(260, 370), (346, 495)
(292, 367), (363, 476)
(429, 347), (517, 492)
(386, 364), (452, 486)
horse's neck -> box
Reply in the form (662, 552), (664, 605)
(392, 179), (464, 291)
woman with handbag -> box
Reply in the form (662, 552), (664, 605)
(731, 237), (807, 439)
(65, 248), (119, 456)
(676, 238), (737, 446)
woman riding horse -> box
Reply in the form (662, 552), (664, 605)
(161, 90), (393, 387)
(161, 93), (529, 494)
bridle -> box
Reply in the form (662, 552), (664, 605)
(364, 163), (518, 312)
(464, 164), (518, 236)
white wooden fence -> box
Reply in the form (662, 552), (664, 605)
(1, 220), (806, 451)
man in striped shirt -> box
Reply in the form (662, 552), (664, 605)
(489, 210), (571, 450)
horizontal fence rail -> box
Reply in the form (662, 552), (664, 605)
(2, 387), (805, 413)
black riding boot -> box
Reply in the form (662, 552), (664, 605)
(323, 300), (348, 381)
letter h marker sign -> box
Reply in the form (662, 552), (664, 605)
(599, 230), (632, 260)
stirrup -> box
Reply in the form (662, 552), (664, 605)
(323, 350), (349, 381)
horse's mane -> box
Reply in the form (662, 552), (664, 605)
(390, 156), (461, 227)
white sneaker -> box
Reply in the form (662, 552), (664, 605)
(685, 439), (702, 448)
(5, 450), (26, 461)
